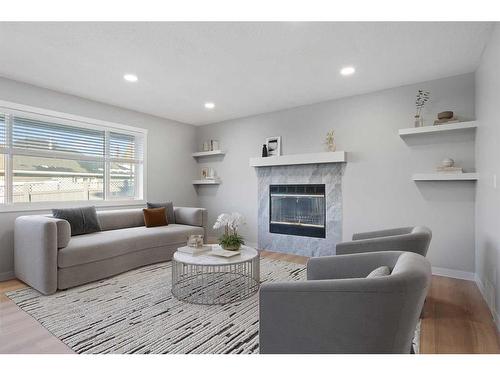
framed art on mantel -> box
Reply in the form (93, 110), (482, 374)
(266, 136), (281, 157)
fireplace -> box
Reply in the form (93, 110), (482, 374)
(269, 184), (326, 238)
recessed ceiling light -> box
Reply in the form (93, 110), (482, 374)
(204, 102), (215, 109)
(340, 66), (355, 76)
(123, 74), (138, 82)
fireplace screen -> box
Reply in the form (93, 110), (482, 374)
(269, 184), (326, 238)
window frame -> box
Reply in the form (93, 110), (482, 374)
(0, 100), (147, 212)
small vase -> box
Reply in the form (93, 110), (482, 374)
(262, 144), (268, 157)
(414, 115), (424, 127)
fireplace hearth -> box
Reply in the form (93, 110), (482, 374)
(269, 184), (326, 238)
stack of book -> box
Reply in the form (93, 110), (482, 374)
(177, 245), (211, 255)
(436, 166), (463, 173)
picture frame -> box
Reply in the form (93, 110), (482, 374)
(266, 136), (281, 157)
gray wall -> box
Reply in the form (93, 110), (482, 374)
(0, 77), (199, 280)
(475, 24), (500, 326)
(196, 73), (476, 273)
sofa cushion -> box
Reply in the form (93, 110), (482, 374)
(143, 207), (168, 227)
(58, 224), (203, 268)
(52, 206), (101, 236)
(147, 202), (175, 224)
(97, 209), (145, 231)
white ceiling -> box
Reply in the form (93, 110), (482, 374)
(0, 22), (494, 125)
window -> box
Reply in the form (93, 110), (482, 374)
(0, 105), (146, 207)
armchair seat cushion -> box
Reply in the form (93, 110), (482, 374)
(58, 224), (203, 268)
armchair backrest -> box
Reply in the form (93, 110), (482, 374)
(336, 225), (432, 256)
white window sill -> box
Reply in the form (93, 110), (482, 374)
(0, 199), (146, 213)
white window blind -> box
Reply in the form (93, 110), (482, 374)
(12, 116), (105, 158)
(0, 107), (146, 206)
(0, 115), (5, 148)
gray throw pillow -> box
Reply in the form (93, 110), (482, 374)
(52, 206), (101, 236)
(147, 202), (175, 224)
(366, 266), (391, 278)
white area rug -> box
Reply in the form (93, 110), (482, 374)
(7, 257), (420, 354)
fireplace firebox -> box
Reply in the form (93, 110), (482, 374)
(269, 184), (326, 238)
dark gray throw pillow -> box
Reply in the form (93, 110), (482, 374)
(52, 206), (101, 236)
(147, 202), (175, 224)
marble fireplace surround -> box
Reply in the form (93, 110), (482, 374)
(257, 163), (345, 257)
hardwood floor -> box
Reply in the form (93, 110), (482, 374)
(0, 251), (498, 354)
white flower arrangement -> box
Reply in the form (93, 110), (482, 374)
(213, 212), (246, 250)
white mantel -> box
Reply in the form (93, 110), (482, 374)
(249, 151), (346, 167)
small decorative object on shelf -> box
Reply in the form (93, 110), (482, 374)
(201, 167), (216, 180)
(210, 139), (220, 151)
(435, 157), (463, 174)
(213, 212), (245, 251)
(414, 89), (430, 127)
(266, 136), (281, 156)
(324, 130), (336, 152)
(201, 139), (221, 152)
(262, 144), (268, 157)
(433, 111), (459, 126)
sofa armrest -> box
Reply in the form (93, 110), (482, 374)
(174, 207), (208, 237)
(14, 216), (66, 295)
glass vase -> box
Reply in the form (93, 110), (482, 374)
(414, 115), (424, 127)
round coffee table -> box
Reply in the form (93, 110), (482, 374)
(171, 245), (260, 305)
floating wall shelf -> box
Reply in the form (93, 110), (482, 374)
(412, 173), (478, 181)
(398, 121), (477, 137)
(249, 151), (346, 167)
(192, 150), (225, 158)
(192, 179), (221, 185)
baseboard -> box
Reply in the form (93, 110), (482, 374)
(475, 274), (500, 332)
(432, 267), (475, 281)
(0, 270), (15, 282)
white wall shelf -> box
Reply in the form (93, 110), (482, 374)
(192, 150), (225, 158)
(412, 173), (478, 181)
(398, 121), (477, 136)
(249, 151), (346, 167)
(192, 179), (221, 185)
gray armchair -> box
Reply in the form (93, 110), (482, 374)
(259, 251), (431, 354)
(335, 226), (432, 256)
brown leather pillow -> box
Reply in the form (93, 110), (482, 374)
(143, 207), (168, 227)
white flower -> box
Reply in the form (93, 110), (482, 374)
(213, 213), (230, 230)
(228, 212), (245, 231)
(213, 212), (245, 231)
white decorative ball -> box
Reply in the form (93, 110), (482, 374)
(441, 158), (455, 168)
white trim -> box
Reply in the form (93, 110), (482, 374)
(0, 100), (148, 135)
(249, 151), (346, 167)
(475, 275), (500, 332)
(0, 199), (146, 213)
(0, 271), (15, 282)
(432, 266), (475, 281)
